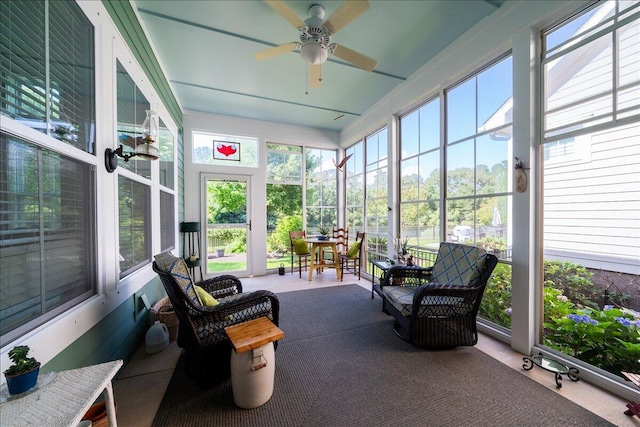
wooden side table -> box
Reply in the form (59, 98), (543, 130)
(225, 317), (284, 409)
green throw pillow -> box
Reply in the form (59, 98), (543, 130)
(195, 286), (219, 306)
(346, 241), (361, 258)
(292, 239), (310, 255)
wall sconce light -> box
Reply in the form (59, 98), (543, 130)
(105, 110), (160, 173)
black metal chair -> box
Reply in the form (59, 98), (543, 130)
(380, 242), (498, 348)
(153, 252), (279, 385)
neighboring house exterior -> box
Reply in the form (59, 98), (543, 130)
(541, 2), (639, 275)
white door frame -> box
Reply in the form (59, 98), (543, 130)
(200, 173), (252, 277)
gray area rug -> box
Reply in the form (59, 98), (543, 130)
(152, 285), (614, 427)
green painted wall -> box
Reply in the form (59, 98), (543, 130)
(43, 278), (166, 373)
(102, 0), (182, 128)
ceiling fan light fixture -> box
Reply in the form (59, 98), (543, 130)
(300, 43), (327, 65)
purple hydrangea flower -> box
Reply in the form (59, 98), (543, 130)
(567, 313), (598, 325)
(505, 307), (512, 316)
(615, 317), (632, 327)
(603, 305), (614, 311)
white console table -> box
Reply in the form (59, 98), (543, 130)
(0, 359), (122, 427)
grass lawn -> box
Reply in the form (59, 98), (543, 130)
(207, 257), (289, 273)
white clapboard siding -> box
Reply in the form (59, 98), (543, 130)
(543, 121), (640, 274)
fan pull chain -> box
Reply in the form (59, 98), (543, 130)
(305, 65), (309, 95)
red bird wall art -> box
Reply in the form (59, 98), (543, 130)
(217, 144), (237, 157)
(213, 141), (240, 161)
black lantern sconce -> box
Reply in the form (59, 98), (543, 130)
(105, 110), (160, 173)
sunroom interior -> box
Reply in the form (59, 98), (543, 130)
(1, 0), (638, 423)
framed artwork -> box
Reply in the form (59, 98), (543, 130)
(213, 140), (241, 161)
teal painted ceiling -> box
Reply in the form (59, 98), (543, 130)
(134, 0), (509, 131)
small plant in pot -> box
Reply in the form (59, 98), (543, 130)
(318, 227), (330, 240)
(3, 345), (40, 395)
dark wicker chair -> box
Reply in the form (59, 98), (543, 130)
(380, 242), (498, 348)
(153, 252), (279, 385)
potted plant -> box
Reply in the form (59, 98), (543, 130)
(318, 227), (330, 240)
(400, 237), (410, 255)
(3, 345), (40, 395)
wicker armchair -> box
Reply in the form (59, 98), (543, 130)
(153, 252), (279, 385)
(380, 242), (498, 348)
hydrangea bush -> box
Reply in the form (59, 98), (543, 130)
(479, 260), (640, 377)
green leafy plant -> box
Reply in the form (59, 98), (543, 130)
(478, 263), (512, 328)
(400, 237), (410, 255)
(544, 260), (599, 309)
(479, 259), (640, 377)
(267, 215), (302, 254)
(544, 306), (640, 375)
(3, 345), (39, 376)
(319, 227), (330, 236)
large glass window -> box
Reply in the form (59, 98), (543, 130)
(192, 132), (258, 168)
(118, 176), (151, 278)
(445, 55), (513, 261)
(0, 0), (97, 345)
(116, 64), (153, 278)
(0, 0), (95, 153)
(266, 144), (303, 270)
(160, 191), (175, 253)
(345, 142), (364, 241)
(158, 119), (175, 189)
(116, 61), (152, 179)
(541, 0), (640, 379)
(305, 148), (337, 233)
(365, 127), (388, 259)
(399, 97), (441, 254)
(0, 133), (96, 344)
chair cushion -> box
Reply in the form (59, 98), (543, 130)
(292, 238), (310, 255)
(154, 252), (201, 306)
(195, 286), (219, 306)
(383, 286), (416, 316)
(431, 242), (487, 287)
(346, 241), (361, 258)
(383, 286), (466, 317)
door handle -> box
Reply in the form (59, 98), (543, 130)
(247, 220), (251, 231)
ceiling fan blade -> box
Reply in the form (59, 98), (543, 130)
(264, 0), (305, 29)
(310, 64), (322, 88)
(254, 42), (299, 61)
(324, 0), (370, 35)
(331, 44), (376, 71)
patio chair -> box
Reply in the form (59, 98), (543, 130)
(380, 242), (498, 348)
(289, 230), (311, 278)
(322, 227), (349, 264)
(153, 252), (279, 385)
(339, 231), (365, 281)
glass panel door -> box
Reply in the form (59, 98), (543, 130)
(202, 174), (251, 276)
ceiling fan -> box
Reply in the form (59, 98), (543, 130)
(254, 0), (377, 88)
